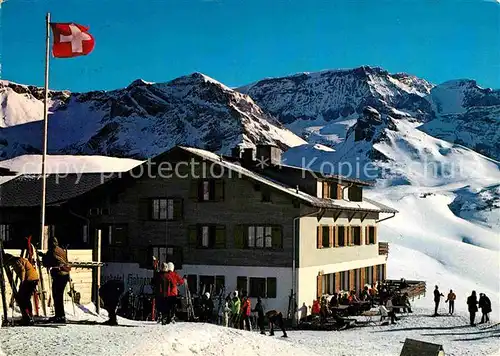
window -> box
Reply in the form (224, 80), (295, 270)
(337, 226), (346, 247)
(266, 278), (277, 298)
(188, 225), (226, 249)
(82, 225), (89, 244)
(340, 271), (349, 291)
(102, 225), (127, 246)
(365, 266), (373, 285)
(0, 224), (10, 242)
(321, 226), (330, 248)
(352, 226), (361, 245)
(215, 276), (225, 295)
(199, 275), (215, 294)
(348, 185), (362, 201)
(367, 226), (376, 244)
(249, 278), (266, 297)
(151, 198), (182, 220)
(321, 182), (342, 199)
(261, 188), (271, 202)
(321, 273), (335, 295)
(187, 275), (197, 294)
(237, 276), (248, 294)
(247, 226), (277, 249)
(191, 179), (224, 202)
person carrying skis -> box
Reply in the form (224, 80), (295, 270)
(99, 279), (125, 325)
(478, 293), (491, 324)
(2, 253), (39, 325)
(158, 262), (185, 324)
(252, 296), (265, 334)
(445, 289), (456, 315)
(266, 309), (287, 337)
(433, 285), (444, 316)
(39, 237), (71, 323)
(467, 290), (479, 326)
(240, 291), (252, 331)
(230, 290), (241, 328)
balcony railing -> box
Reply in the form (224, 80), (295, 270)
(378, 241), (389, 255)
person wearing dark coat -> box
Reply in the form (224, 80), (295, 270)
(252, 296), (265, 334)
(40, 237), (71, 323)
(467, 291), (479, 326)
(200, 292), (215, 322)
(433, 285), (444, 316)
(478, 293), (491, 324)
(266, 310), (287, 337)
(99, 279), (125, 325)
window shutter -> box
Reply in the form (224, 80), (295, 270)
(215, 225), (226, 249)
(317, 226), (322, 249)
(138, 198), (150, 221)
(349, 270), (355, 291)
(360, 267), (366, 287)
(334, 272), (341, 292)
(173, 198), (183, 220)
(334, 226), (338, 247)
(337, 184), (343, 199)
(322, 182), (329, 198)
(373, 226), (378, 244)
(266, 277), (277, 298)
(364, 226), (368, 245)
(214, 180), (225, 201)
(348, 227), (353, 246)
(190, 180), (200, 201)
(382, 264), (386, 280)
(271, 226), (282, 249)
(188, 225), (198, 247)
(316, 273), (323, 299)
(372, 265), (377, 283)
(329, 226), (334, 247)
(234, 225), (245, 249)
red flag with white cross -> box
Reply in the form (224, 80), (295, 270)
(50, 23), (95, 58)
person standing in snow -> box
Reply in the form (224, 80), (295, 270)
(266, 310), (287, 337)
(99, 279), (125, 325)
(386, 297), (397, 324)
(230, 291), (241, 328)
(220, 295), (231, 327)
(478, 293), (491, 324)
(200, 292), (214, 322)
(40, 237), (71, 323)
(445, 289), (456, 315)
(467, 290), (479, 326)
(2, 253), (39, 325)
(158, 262), (185, 324)
(240, 292), (252, 331)
(252, 296), (265, 334)
(433, 285), (444, 316)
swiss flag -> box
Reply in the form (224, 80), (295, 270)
(50, 23), (95, 58)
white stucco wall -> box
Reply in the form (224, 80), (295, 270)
(101, 263), (292, 313)
(296, 255), (387, 311)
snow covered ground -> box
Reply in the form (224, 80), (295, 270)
(0, 302), (498, 356)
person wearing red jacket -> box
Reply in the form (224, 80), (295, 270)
(240, 292), (252, 331)
(158, 262), (185, 325)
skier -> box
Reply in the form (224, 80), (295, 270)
(467, 290), (478, 326)
(159, 262), (185, 324)
(200, 292), (214, 322)
(478, 293), (491, 324)
(386, 297), (398, 324)
(230, 291), (241, 328)
(39, 237), (71, 323)
(98, 279), (125, 325)
(2, 253), (39, 325)
(433, 285), (444, 316)
(252, 296), (265, 334)
(266, 309), (287, 337)
(240, 292), (252, 331)
(220, 294), (231, 327)
(445, 289), (456, 315)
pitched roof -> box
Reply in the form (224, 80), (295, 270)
(179, 146), (397, 214)
(0, 173), (116, 207)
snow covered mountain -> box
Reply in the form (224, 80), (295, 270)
(0, 74), (305, 159)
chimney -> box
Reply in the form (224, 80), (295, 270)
(231, 145), (242, 159)
(256, 143), (282, 167)
(241, 147), (255, 167)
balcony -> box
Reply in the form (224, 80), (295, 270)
(378, 241), (389, 256)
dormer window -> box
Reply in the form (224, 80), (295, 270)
(319, 181), (342, 199)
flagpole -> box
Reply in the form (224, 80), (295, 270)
(40, 12), (50, 250)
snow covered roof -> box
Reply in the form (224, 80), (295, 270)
(178, 146), (397, 213)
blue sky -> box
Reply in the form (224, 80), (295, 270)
(1, 0), (499, 91)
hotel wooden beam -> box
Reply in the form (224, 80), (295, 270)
(360, 212), (369, 223)
(333, 210), (342, 222)
(348, 212), (356, 223)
